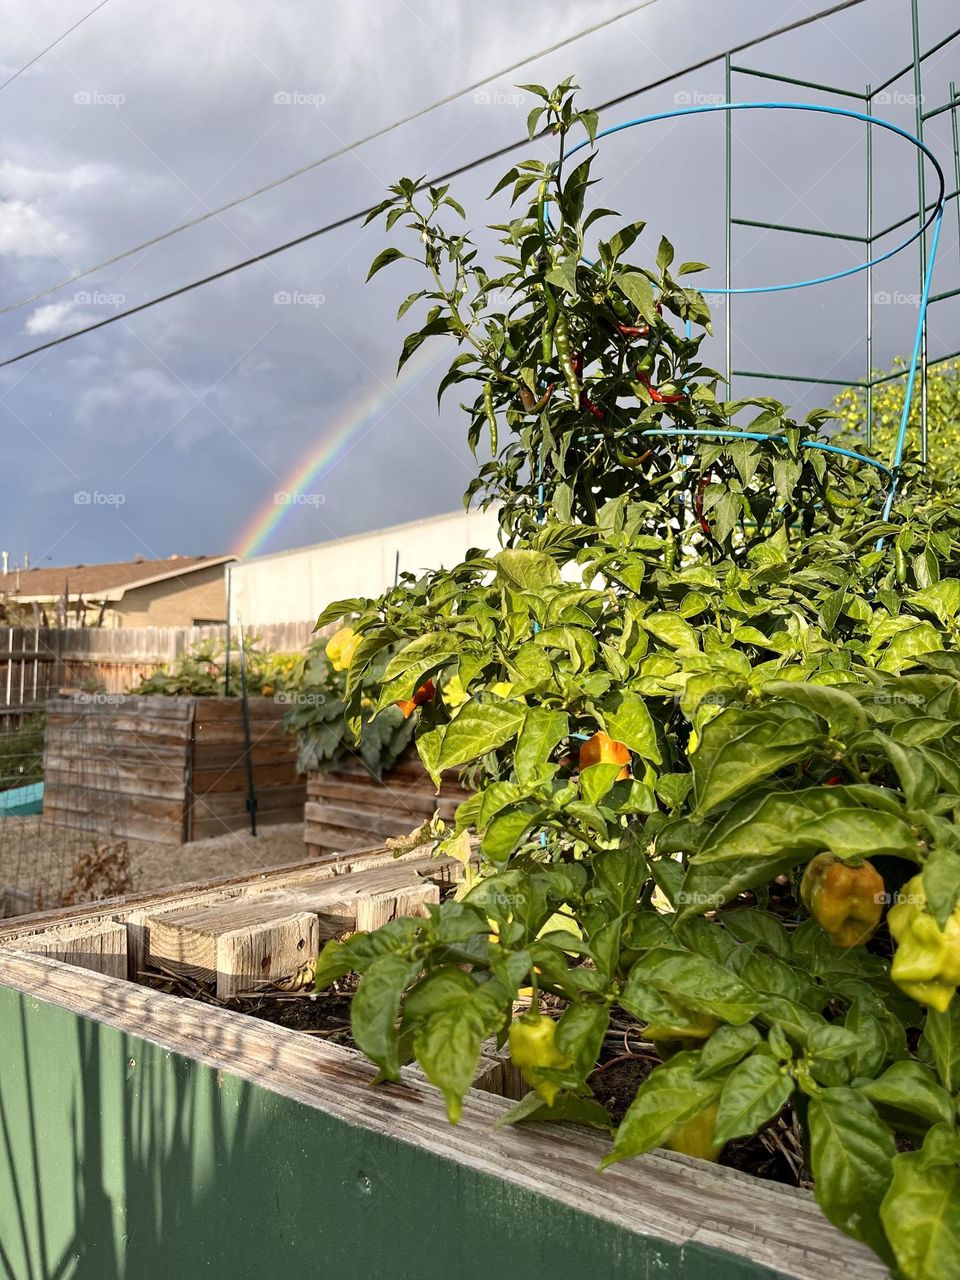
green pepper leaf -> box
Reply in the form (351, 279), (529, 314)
(713, 1053), (794, 1146)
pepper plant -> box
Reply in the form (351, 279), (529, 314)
(314, 82), (960, 1280)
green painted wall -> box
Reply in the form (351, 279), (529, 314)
(0, 987), (780, 1280)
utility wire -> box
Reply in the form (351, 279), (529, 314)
(0, 0), (659, 317)
(0, 0), (867, 371)
(0, 0), (113, 94)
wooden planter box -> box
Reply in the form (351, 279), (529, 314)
(305, 744), (466, 857)
(44, 694), (305, 844)
(0, 847), (887, 1280)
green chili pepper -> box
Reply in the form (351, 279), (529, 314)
(542, 286), (558, 364)
(894, 543), (908, 584)
(483, 381), (497, 454)
(554, 310), (580, 403)
(664, 529), (677, 571)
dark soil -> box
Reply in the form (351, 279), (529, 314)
(234, 980), (357, 1043)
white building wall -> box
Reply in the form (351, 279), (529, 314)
(230, 507), (502, 626)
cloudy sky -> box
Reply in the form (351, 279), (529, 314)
(0, 0), (958, 570)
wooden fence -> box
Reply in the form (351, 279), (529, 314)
(0, 621), (316, 721)
(44, 694), (305, 844)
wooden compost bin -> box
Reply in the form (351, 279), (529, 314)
(43, 694), (304, 844)
(0, 846), (887, 1280)
(305, 744), (465, 856)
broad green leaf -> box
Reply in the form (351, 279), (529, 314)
(808, 1088), (896, 1257)
(514, 707), (568, 786)
(602, 1052), (724, 1167)
(614, 270), (658, 327)
(496, 1091), (611, 1130)
(602, 691), (661, 763)
(921, 1004), (960, 1093)
(366, 246), (406, 280)
(642, 612), (699, 652)
(352, 954), (421, 1080)
(695, 1024), (763, 1078)
(481, 808), (536, 861)
(693, 791), (918, 865)
(437, 699), (527, 771)
(414, 1001), (487, 1124)
(713, 1054), (794, 1146)
(377, 632), (461, 709)
(881, 1151), (960, 1280)
(494, 548), (561, 591)
(692, 704), (822, 816)
(579, 761), (621, 805)
(719, 909), (790, 957)
(762, 679), (868, 741)
(628, 948), (760, 1024)
(859, 1060), (953, 1127)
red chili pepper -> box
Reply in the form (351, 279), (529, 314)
(639, 372), (684, 405)
(571, 352), (604, 420)
(617, 322), (650, 338)
(825, 775), (842, 787)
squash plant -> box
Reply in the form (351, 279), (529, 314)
(314, 83), (960, 1278)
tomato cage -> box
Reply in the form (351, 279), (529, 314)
(551, 98), (948, 525)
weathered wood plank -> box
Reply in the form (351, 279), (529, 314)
(15, 919), (127, 979)
(0, 951), (890, 1280)
(216, 912), (319, 999)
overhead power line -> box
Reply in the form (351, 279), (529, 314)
(0, 0), (113, 94)
(0, 0), (659, 317)
(0, 0), (867, 371)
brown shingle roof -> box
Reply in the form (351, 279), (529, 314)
(0, 555), (236, 601)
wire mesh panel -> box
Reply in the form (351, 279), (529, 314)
(0, 699), (130, 918)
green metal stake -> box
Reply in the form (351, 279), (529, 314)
(724, 53), (732, 397)
(237, 617), (258, 837)
(866, 82), (874, 448)
(911, 0), (928, 463)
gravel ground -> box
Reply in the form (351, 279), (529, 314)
(0, 816), (308, 912)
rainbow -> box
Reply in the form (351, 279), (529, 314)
(234, 341), (446, 558)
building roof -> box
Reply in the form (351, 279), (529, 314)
(0, 554), (237, 603)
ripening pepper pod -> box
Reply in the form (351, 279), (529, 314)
(325, 626), (360, 672)
(800, 852), (885, 948)
(888, 875), (960, 1013)
(579, 731), (631, 781)
(508, 1013), (573, 1108)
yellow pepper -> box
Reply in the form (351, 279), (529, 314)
(508, 1014), (573, 1107)
(800, 852), (885, 948)
(665, 1101), (722, 1162)
(325, 626), (360, 672)
(889, 875), (960, 1013)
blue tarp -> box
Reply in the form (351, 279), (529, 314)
(0, 782), (43, 816)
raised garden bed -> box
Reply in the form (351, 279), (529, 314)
(304, 744), (466, 856)
(0, 847), (886, 1280)
(44, 694), (304, 844)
